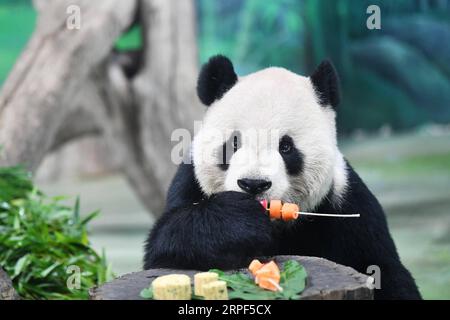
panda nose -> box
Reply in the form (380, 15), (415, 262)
(237, 179), (272, 195)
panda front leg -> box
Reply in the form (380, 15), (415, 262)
(143, 191), (275, 270)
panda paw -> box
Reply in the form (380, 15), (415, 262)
(207, 191), (270, 227)
(201, 191), (274, 266)
(144, 191), (274, 270)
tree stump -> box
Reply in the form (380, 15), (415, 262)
(89, 256), (373, 300)
(0, 267), (20, 300)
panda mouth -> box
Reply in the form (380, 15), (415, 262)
(254, 194), (267, 201)
(254, 193), (279, 204)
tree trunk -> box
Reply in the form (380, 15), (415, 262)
(0, 0), (137, 171)
(0, 0), (201, 216)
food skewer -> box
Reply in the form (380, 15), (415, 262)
(259, 199), (360, 221)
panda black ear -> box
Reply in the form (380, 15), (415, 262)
(310, 60), (340, 109)
(197, 55), (238, 106)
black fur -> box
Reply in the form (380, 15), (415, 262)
(279, 135), (304, 175)
(278, 161), (421, 299)
(197, 55), (238, 106)
(164, 163), (204, 212)
(144, 56), (419, 299)
(144, 181), (273, 270)
(144, 162), (421, 300)
(310, 60), (340, 108)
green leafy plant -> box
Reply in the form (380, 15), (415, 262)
(0, 166), (33, 201)
(211, 260), (307, 300)
(0, 166), (113, 299)
(140, 286), (153, 299)
(140, 260), (307, 300)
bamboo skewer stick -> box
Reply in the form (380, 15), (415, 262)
(288, 211), (359, 218)
(260, 199), (360, 220)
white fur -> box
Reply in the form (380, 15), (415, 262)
(192, 67), (348, 211)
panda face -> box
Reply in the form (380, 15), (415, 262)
(192, 57), (347, 211)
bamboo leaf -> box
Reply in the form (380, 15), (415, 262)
(13, 254), (29, 278)
(40, 261), (61, 278)
(0, 165), (114, 299)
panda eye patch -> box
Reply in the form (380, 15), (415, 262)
(279, 136), (294, 154)
(279, 135), (304, 175)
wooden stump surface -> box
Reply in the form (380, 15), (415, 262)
(89, 256), (373, 300)
(0, 267), (20, 300)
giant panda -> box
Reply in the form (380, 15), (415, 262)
(144, 55), (421, 300)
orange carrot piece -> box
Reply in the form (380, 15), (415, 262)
(255, 261), (280, 279)
(257, 276), (282, 292)
(248, 259), (263, 275)
(251, 260), (283, 292)
(269, 200), (282, 219)
(281, 203), (299, 221)
(255, 269), (280, 282)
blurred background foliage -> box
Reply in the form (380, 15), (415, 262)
(196, 0), (450, 134)
(0, 0), (35, 85)
(1, 0), (449, 134)
(0, 166), (113, 299)
(0, 0), (449, 300)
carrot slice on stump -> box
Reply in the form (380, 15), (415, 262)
(255, 261), (280, 279)
(248, 260), (283, 292)
(254, 261), (281, 291)
(257, 276), (283, 292)
(255, 268), (280, 283)
(248, 259), (263, 275)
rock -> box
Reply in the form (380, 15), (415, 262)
(0, 267), (20, 300)
(89, 256), (373, 300)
